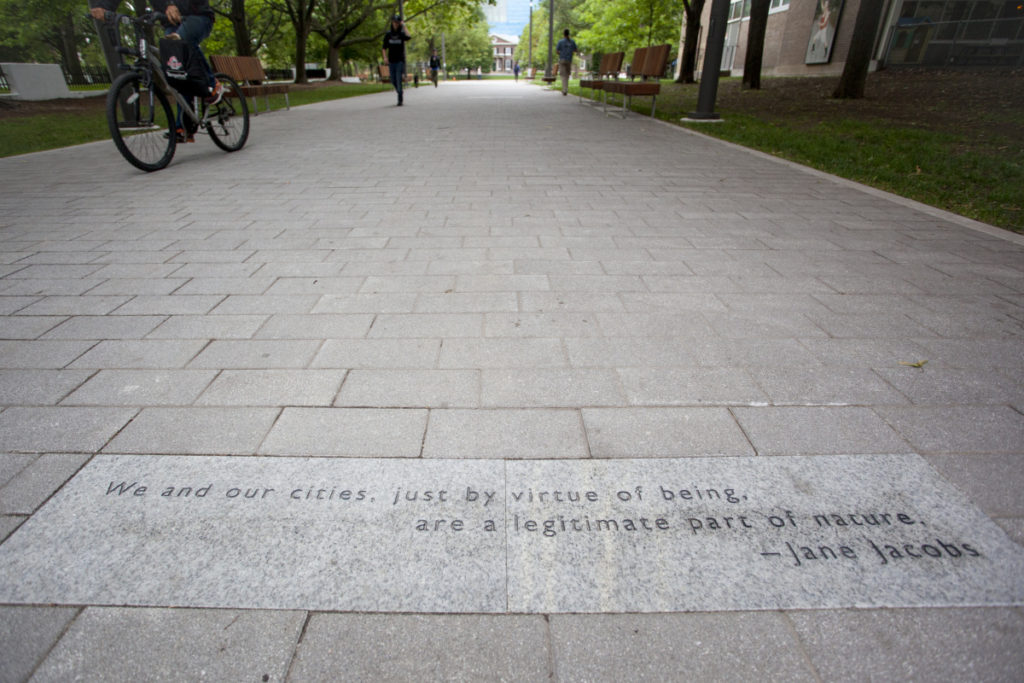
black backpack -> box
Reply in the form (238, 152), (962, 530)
(159, 37), (209, 99)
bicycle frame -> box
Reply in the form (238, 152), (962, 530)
(113, 12), (203, 128)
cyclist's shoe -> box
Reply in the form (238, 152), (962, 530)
(165, 127), (194, 143)
(205, 81), (224, 106)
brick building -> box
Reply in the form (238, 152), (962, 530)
(491, 34), (519, 73)
(689, 0), (1023, 77)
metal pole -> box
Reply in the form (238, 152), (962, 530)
(546, 0), (554, 78)
(688, 0), (730, 120)
(441, 32), (446, 77)
(528, 3), (533, 72)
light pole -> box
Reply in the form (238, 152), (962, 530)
(546, 0), (554, 79)
(528, 2), (533, 74)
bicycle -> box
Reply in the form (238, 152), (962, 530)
(99, 11), (249, 172)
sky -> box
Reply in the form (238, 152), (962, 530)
(484, 0), (532, 41)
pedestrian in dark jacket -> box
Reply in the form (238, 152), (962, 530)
(382, 14), (411, 106)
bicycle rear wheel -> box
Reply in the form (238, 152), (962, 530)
(106, 72), (176, 172)
(206, 74), (249, 152)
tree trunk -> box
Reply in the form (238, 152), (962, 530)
(675, 0), (705, 84)
(294, 33), (309, 84)
(59, 12), (85, 84)
(327, 44), (341, 80)
(742, 0), (769, 89)
(229, 0), (253, 57)
(833, 0), (884, 99)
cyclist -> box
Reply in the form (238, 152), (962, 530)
(90, 1), (223, 140)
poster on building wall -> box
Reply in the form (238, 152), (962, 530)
(805, 0), (844, 64)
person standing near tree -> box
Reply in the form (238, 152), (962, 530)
(555, 29), (578, 96)
(429, 49), (442, 87)
(382, 14), (411, 106)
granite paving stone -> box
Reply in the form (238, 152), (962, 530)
(258, 407), (428, 457)
(312, 338), (440, 368)
(209, 294), (318, 315)
(423, 408), (587, 458)
(196, 369), (346, 406)
(482, 368), (626, 407)
(253, 314), (373, 339)
(368, 313), (483, 338)
(40, 315), (166, 340)
(549, 613), (816, 682)
(188, 340), (321, 369)
(874, 367), (1024, 405)
(788, 608), (1024, 682)
(174, 277), (277, 295)
(0, 605), (80, 683)
(290, 614), (550, 681)
(0, 515), (25, 542)
(68, 340), (207, 369)
(0, 341), (95, 369)
(0, 316), (66, 340)
(582, 407), (754, 457)
(312, 292), (418, 313)
(0, 407), (135, 453)
(619, 367), (768, 406)
(0, 280), (104, 297)
(145, 314), (267, 340)
(749, 366), (910, 405)
(485, 312), (602, 338)
(336, 369), (480, 408)
(62, 370), (217, 406)
(733, 405), (916, 455)
(0, 454), (37, 488)
(438, 338), (567, 368)
(596, 312), (716, 338)
(103, 407), (278, 454)
(0, 370), (93, 406)
(28, 607), (304, 683)
(0, 453), (91, 514)
(875, 405), (1024, 454)
(923, 454), (1024, 518)
(109, 295), (223, 316)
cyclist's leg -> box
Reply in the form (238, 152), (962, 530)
(170, 15), (215, 89)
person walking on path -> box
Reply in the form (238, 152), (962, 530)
(556, 29), (578, 96)
(429, 49), (442, 87)
(513, 62), (520, 82)
(382, 14), (411, 106)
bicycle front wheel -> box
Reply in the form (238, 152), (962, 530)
(106, 72), (176, 172)
(206, 74), (249, 153)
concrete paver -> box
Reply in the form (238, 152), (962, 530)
(1, 78), (1022, 680)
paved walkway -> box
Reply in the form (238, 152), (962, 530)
(1, 79), (1022, 681)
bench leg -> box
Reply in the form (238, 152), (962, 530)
(284, 92), (290, 110)
(651, 96), (656, 118)
(251, 95), (259, 116)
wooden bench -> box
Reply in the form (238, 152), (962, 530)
(577, 51), (623, 106)
(210, 55), (290, 115)
(602, 44), (671, 118)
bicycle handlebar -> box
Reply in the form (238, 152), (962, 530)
(91, 10), (169, 28)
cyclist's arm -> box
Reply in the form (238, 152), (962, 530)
(89, 0), (118, 20)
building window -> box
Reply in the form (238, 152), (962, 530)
(770, 0), (790, 11)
